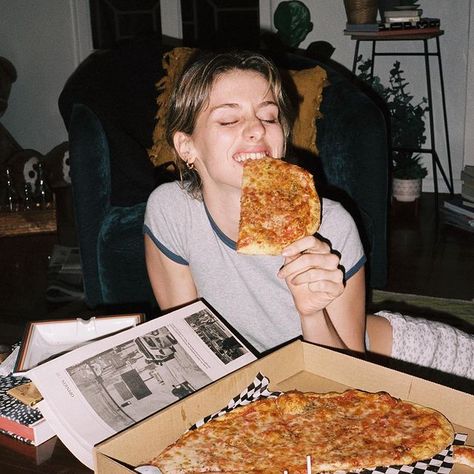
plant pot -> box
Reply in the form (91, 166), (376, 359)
(343, 0), (378, 24)
(392, 177), (422, 202)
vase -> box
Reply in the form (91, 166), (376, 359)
(343, 0), (378, 24)
(392, 177), (422, 202)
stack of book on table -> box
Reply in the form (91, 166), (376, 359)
(383, 6), (423, 26)
(442, 193), (474, 233)
(344, 5), (440, 37)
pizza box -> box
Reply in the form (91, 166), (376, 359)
(94, 340), (474, 473)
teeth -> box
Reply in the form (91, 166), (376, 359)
(234, 152), (268, 162)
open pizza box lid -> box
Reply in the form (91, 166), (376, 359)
(94, 340), (474, 473)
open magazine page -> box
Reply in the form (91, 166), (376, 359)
(26, 300), (257, 469)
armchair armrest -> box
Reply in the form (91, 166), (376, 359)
(69, 104), (110, 306)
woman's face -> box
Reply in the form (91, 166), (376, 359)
(175, 69), (285, 196)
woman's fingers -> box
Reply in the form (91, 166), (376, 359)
(290, 267), (344, 287)
(292, 270), (344, 297)
(281, 235), (330, 257)
(277, 251), (341, 280)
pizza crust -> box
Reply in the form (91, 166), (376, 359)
(453, 445), (474, 468)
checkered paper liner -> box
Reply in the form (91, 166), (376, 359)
(189, 373), (467, 474)
(190, 372), (281, 430)
(365, 433), (467, 474)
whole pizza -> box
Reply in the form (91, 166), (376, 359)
(237, 158), (320, 255)
(145, 389), (455, 473)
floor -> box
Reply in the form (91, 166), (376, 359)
(0, 192), (473, 347)
(385, 193), (474, 301)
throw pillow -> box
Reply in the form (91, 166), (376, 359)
(288, 65), (327, 156)
(148, 47), (197, 168)
(148, 47), (327, 167)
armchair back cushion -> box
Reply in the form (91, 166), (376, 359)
(59, 38), (388, 311)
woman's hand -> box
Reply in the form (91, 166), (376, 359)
(277, 235), (345, 317)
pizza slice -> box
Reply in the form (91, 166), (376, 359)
(237, 157), (320, 255)
(147, 398), (288, 473)
(144, 390), (456, 474)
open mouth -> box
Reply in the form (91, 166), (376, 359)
(233, 151), (270, 163)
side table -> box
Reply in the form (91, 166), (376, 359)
(350, 29), (454, 210)
(0, 208), (56, 238)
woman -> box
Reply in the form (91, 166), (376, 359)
(144, 50), (473, 379)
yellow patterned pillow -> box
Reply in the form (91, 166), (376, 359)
(148, 48), (327, 167)
(288, 65), (327, 156)
(148, 47), (197, 167)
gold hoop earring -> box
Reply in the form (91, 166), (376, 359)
(186, 160), (195, 170)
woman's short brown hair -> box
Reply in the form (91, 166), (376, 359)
(166, 50), (294, 198)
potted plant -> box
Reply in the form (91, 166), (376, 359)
(392, 152), (428, 202)
(343, 0), (378, 25)
(358, 59), (429, 202)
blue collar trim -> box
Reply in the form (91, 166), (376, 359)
(203, 201), (237, 251)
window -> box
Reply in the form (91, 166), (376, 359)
(180, 0), (260, 49)
(90, 0), (162, 49)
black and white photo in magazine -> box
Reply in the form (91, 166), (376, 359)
(65, 326), (211, 431)
(185, 309), (249, 364)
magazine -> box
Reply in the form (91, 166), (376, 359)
(26, 299), (257, 469)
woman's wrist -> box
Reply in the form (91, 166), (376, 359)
(300, 308), (347, 349)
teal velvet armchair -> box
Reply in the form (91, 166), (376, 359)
(58, 37), (389, 313)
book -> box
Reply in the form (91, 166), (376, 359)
(347, 26), (442, 38)
(462, 182), (474, 202)
(441, 208), (474, 233)
(384, 16), (421, 24)
(26, 299), (258, 469)
(345, 22), (383, 32)
(463, 165), (474, 179)
(0, 374), (55, 446)
(461, 169), (474, 187)
(0, 431), (57, 464)
(384, 9), (423, 18)
(443, 196), (474, 219)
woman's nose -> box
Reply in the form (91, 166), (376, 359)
(244, 117), (265, 140)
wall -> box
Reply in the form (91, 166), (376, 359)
(0, 0), (92, 156)
(464, 2), (474, 168)
(0, 0), (471, 190)
(261, 0), (473, 192)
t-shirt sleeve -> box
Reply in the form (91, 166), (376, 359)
(318, 199), (366, 280)
(143, 183), (189, 265)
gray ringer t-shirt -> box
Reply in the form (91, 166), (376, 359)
(144, 181), (366, 353)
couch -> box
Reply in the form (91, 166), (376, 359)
(58, 36), (389, 314)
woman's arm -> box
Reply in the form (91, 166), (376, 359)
(278, 236), (366, 352)
(323, 267), (366, 351)
(144, 235), (198, 310)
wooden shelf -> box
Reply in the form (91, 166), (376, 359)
(0, 208), (57, 237)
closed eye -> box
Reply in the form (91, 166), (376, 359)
(219, 120), (238, 126)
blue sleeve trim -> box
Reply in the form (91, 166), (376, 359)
(143, 224), (189, 266)
(345, 255), (366, 280)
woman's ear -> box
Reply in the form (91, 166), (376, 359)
(173, 131), (195, 165)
